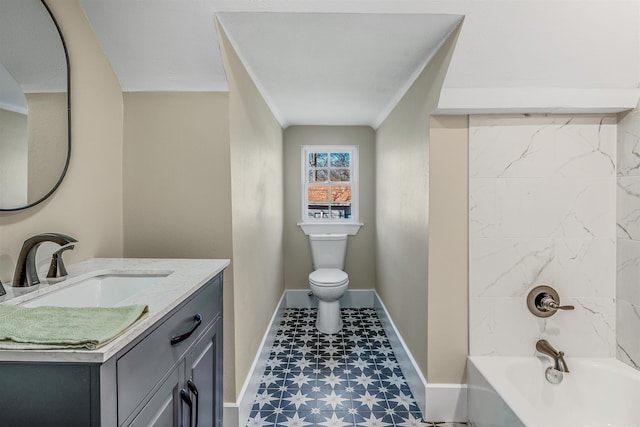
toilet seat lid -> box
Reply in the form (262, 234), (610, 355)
(309, 269), (348, 286)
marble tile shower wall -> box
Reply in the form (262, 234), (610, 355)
(469, 114), (617, 358)
(617, 108), (640, 368)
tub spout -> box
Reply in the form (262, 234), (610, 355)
(536, 339), (569, 373)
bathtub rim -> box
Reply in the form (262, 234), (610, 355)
(468, 355), (640, 427)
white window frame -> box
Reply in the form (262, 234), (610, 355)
(301, 145), (359, 223)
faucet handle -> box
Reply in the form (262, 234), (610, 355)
(540, 295), (575, 311)
(527, 285), (574, 318)
(46, 244), (75, 280)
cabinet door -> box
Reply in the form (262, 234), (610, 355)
(129, 365), (181, 427)
(187, 319), (222, 427)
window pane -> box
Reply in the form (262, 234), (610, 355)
(308, 207), (330, 219)
(307, 185), (330, 219)
(330, 152), (350, 168)
(330, 185), (351, 219)
(330, 209), (348, 219)
(330, 169), (350, 182)
(331, 185), (351, 203)
(308, 168), (328, 182)
(308, 186), (329, 203)
(309, 152), (328, 168)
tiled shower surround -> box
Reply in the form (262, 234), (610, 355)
(469, 114), (617, 357)
(247, 308), (467, 427)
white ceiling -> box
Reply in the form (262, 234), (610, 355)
(78, 0), (640, 126)
(217, 12), (462, 127)
(79, 0), (463, 127)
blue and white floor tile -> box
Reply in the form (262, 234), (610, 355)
(246, 308), (468, 427)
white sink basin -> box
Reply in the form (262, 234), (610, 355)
(22, 273), (170, 308)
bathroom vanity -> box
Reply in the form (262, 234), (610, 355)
(0, 258), (229, 427)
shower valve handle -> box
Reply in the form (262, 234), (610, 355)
(527, 285), (574, 318)
(540, 295), (574, 312)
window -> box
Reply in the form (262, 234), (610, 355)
(302, 145), (358, 222)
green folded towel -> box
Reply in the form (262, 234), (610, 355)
(0, 304), (148, 350)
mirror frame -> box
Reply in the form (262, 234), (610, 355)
(0, 0), (71, 212)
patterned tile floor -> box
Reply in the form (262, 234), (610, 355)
(246, 308), (468, 427)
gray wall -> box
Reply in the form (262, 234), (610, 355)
(283, 126), (376, 290)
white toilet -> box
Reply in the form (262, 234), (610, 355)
(308, 233), (349, 334)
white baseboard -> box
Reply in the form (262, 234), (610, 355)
(374, 293), (467, 422)
(426, 384), (468, 422)
(224, 289), (467, 426)
(223, 292), (287, 427)
(373, 292), (427, 416)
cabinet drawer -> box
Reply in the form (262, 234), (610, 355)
(117, 275), (222, 424)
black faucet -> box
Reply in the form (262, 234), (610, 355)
(13, 233), (77, 287)
(46, 244), (75, 280)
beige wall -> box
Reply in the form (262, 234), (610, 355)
(375, 27), (461, 377)
(27, 93), (68, 204)
(0, 108), (27, 207)
(427, 115), (468, 384)
(122, 92), (231, 260)
(122, 91), (235, 400)
(218, 22), (285, 402)
(283, 126), (376, 289)
(0, 0), (123, 284)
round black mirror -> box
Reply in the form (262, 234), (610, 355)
(0, 0), (70, 211)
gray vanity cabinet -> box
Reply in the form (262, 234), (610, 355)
(185, 318), (223, 427)
(130, 318), (223, 427)
(0, 272), (223, 427)
(120, 273), (223, 427)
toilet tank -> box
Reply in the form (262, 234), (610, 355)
(309, 234), (348, 270)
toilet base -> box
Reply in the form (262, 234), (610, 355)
(316, 300), (343, 334)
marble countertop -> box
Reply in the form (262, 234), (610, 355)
(0, 258), (230, 363)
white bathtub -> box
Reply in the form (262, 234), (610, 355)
(467, 356), (640, 427)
